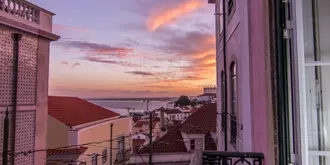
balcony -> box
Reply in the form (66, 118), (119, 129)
(0, 0), (59, 40)
(202, 151), (264, 165)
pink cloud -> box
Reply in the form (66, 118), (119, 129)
(53, 24), (93, 33)
(72, 63), (81, 68)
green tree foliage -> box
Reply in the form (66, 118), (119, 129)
(175, 95), (191, 106)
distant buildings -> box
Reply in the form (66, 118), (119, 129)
(203, 86), (217, 94)
(128, 103), (217, 165)
(197, 86), (217, 102)
(0, 1), (59, 164)
(132, 118), (161, 143)
(154, 106), (193, 122)
(47, 96), (132, 165)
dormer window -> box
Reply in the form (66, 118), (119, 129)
(190, 139), (196, 150)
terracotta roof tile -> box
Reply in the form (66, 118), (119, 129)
(47, 147), (88, 156)
(164, 109), (182, 114)
(48, 96), (120, 126)
(138, 103), (217, 154)
(190, 108), (200, 114)
(179, 103), (217, 134)
(133, 139), (145, 153)
(138, 125), (187, 153)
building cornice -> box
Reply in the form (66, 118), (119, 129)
(0, 15), (60, 41)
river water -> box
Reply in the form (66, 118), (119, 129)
(89, 100), (170, 115)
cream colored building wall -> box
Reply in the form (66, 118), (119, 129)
(133, 126), (142, 134)
(77, 117), (132, 165)
(47, 115), (70, 149)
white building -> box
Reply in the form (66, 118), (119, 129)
(197, 93), (217, 102)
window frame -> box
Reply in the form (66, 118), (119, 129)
(229, 62), (238, 146)
(227, 0), (235, 17)
(190, 139), (196, 150)
(117, 136), (125, 162)
(102, 149), (107, 163)
(91, 153), (98, 165)
(221, 71), (226, 132)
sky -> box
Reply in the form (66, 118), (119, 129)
(31, 0), (216, 98)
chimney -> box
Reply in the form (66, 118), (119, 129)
(160, 109), (165, 131)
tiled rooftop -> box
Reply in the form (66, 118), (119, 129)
(47, 147), (88, 156)
(137, 103), (217, 154)
(48, 96), (120, 126)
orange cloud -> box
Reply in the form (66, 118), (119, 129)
(147, 0), (205, 31)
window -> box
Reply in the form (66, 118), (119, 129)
(102, 149), (107, 163)
(190, 139), (196, 150)
(117, 136), (125, 161)
(294, 0), (330, 164)
(230, 62), (237, 145)
(91, 154), (98, 165)
(221, 71), (226, 132)
(228, 0), (235, 16)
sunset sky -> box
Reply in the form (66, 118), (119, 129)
(31, 0), (216, 98)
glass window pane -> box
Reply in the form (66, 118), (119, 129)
(302, 0), (330, 163)
(230, 63), (237, 114)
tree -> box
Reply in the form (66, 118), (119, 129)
(175, 95), (191, 106)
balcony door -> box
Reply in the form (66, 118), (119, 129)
(294, 0), (330, 164)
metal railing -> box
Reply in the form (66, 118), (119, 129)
(230, 114), (237, 145)
(203, 151), (264, 165)
(221, 111), (226, 132)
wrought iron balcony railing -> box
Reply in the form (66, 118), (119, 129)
(230, 114), (237, 145)
(203, 151), (264, 165)
(221, 110), (226, 132)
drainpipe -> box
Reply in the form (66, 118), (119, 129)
(11, 33), (22, 165)
(221, 0), (228, 152)
(274, 1), (290, 165)
(110, 124), (113, 165)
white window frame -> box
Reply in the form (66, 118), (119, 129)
(293, 0), (330, 164)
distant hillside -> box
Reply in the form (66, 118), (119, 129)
(86, 97), (177, 101)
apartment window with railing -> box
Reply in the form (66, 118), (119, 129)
(221, 71), (226, 132)
(102, 149), (107, 163)
(228, 0), (235, 16)
(230, 62), (237, 145)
